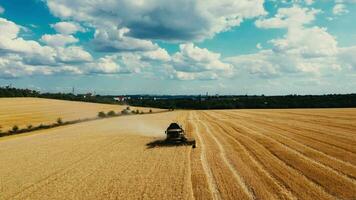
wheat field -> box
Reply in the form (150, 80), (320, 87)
(0, 102), (355, 199)
(0, 97), (160, 131)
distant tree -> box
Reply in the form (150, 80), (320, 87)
(107, 110), (116, 116)
(12, 125), (19, 133)
(27, 125), (33, 129)
(98, 111), (106, 118)
(57, 118), (63, 124)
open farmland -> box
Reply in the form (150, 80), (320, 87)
(0, 98), (161, 131)
(0, 107), (356, 199)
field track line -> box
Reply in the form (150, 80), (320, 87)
(200, 112), (297, 200)
(202, 112), (337, 200)
(187, 146), (196, 200)
(199, 119), (255, 200)
(236, 121), (356, 196)
(192, 112), (221, 200)
(231, 116), (356, 181)
(214, 111), (356, 165)
(185, 113), (196, 200)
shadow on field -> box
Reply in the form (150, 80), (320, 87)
(146, 139), (194, 149)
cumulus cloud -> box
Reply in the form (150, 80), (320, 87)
(45, 0), (266, 42)
(333, 4), (349, 15)
(85, 47), (170, 75)
(0, 17), (92, 78)
(55, 46), (92, 63)
(51, 21), (85, 35)
(255, 6), (320, 29)
(172, 71), (220, 81)
(256, 6), (337, 59)
(227, 5), (353, 78)
(172, 43), (231, 72)
(304, 0), (314, 5)
(270, 26), (338, 58)
(0, 5), (4, 14)
(41, 34), (78, 46)
(80, 42), (232, 80)
(170, 43), (232, 80)
(92, 27), (158, 52)
(141, 48), (171, 62)
(86, 56), (121, 74)
(338, 46), (356, 70)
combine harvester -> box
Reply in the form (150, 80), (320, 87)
(165, 123), (196, 148)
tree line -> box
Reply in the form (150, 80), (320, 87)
(1, 86), (355, 109)
(126, 94), (356, 109)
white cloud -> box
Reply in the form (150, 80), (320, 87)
(172, 71), (219, 81)
(333, 4), (349, 15)
(45, 0), (266, 42)
(170, 43), (232, 80)
(92, 27), (158, 52)
(0, 17), (92, 78)
(51, 21), (85, 35)
(87, 56), (121, 74)
(41, 34), (78, 47)
(255, 6), (320, 29)
(172, 43), (231, 72)
(257, 6), (337, 57)
(85, 47), (170, 75)
(270, 26), (338, 58)
(338, 46), (356, 70)
(305, 0), (314, 5)
(55, 46), (92, 63)
(0, 18), (19, 39)
(141, 48), (171, 62)
(226, 5), (353, 78)
(335, 0), (356, 4)
(80, 43), (233, 80)
(0, 5), (4, 14)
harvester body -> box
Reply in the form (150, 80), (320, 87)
(165, 123), (196, 148)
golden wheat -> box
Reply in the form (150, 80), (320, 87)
(0, 102), (355, 199)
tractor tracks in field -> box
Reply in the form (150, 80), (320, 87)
(191, 112), (221, 200)
(199, 119), (256, 200)
(190, 111), (256, 200)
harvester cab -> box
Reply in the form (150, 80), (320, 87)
(165, 122), (196, 148)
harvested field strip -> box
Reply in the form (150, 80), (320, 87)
(219, 114), (356, 180)
(198, 113), (296, 200)
(217, 111), (356, 165)
(203, 111), (356, 199)
(187, 119), (214, 200)
(190, 113), (221, 200)
(240, 110), (356, 135)
(199, 119), (255, 200)
(199, 112), (337, 200)
(225, 110), (356, 140)
(192, 113), (252, 200)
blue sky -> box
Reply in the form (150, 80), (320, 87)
(0, 0), (355, 95)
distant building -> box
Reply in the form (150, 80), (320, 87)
(114, 96), (126, 102)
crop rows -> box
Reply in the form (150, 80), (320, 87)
(0, 103), (355, 199)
